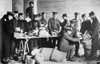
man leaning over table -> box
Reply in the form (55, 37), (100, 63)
(27, 14), (41, 53)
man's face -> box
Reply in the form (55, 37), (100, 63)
(18, 15), (23, 20)
(75, 14), (80, 18)
(53, 14), (57, 19)
(71, 23), (75, 27)
(82, 16), (87, 21)
(90, 15), (94, 19)
(30, 3), (34, 7)
(14, 13), (18, 20)
(63, 16), (67, 20)
(8, 15), (13, 20)
(43, 14), (46, 18)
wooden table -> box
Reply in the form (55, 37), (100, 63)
(14, 32), (58, 60)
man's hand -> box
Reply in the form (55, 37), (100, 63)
(74, 38), (80, 42)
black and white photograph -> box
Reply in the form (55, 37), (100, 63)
(0, 0), (100, 64)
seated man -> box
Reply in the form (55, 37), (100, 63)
(58, 27), (80, 61)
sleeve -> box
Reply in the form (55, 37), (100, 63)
(57, 20), (61, 32)
(26, 8), (28, 16)
(9, 20), (15, 34)
(48, 19), (52, 31)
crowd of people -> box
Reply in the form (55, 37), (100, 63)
(1, 1), (100, 63)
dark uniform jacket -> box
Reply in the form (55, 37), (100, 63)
(40, 18), (47, 26)
(80, 20), (91, 34)
(61, 19), (68, 30)
(18, 20), (27, 32)
(90, 17), (99, 36)
(48, 18), (60, 33)
(26, 6), (34, 19)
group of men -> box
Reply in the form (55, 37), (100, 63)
(1, 1), (100, 62)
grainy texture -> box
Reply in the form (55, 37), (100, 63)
(37, 0), (100, 22)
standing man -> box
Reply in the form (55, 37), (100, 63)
(80, 14), (91, 34)
(18, 13), (27, 32)
(72, 12), (82, 32)
(86, 11), (99, 60)
(26, 1), (34, 19)
(13, 11), (19, 29)
(48, 12), (61, 47)
(40, 12), (47, 27)
(1, 12), (14, 62)
(61, 13), (69, 31)
(89, 11), (99, 35)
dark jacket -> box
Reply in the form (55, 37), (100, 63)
(48, 18), (60, 33)
(40, 18), (47, 26)
(18, 20), (27, 32)
(61, 19), (68, 30)
(91, 17), (99, 35)
(80, 20), (91, 34)
(26, 6), (34, 19)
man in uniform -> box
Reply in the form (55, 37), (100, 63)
(80, 14), (91, 34)
(40, 12), (47, 27)
(72, 12), (82, 32)
(48, 12), (61, 47)
(26, 1), (34, 19)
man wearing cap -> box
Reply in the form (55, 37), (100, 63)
(80, 14), (91, 34)
(86, 11), (100, 60)
(18, 13), (27, 32)
(66, 20), (80, 57)
(58, 25), (80, 61)
(89, 11), (99, 34)
(72, 12), (82, 32)
(40, 12), (47, 27)
(48, 12), (61, 47)
(26, 1), (34, 19)
(12, 11), (19, 29)
(61, 13), (69, 31)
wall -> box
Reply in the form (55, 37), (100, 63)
(37, 0), (100, 22)
(24, 0), (37, 17)
(0, 0), (12, 18)
(12, 0), (24, 13)
(0, 0), (12, 58)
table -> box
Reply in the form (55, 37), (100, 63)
(14, 32), (58, 60)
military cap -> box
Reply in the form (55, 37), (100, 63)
(41, 12), (45, 15)
(7, 11), (14, 16)
(52, 12), (58, 15)
(82, 14), (86, 18)
(62, 13), (67, 17)
(89, 11), (95, 16)
(18, 13), (23, 16)
(74, 12), (80, 15)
